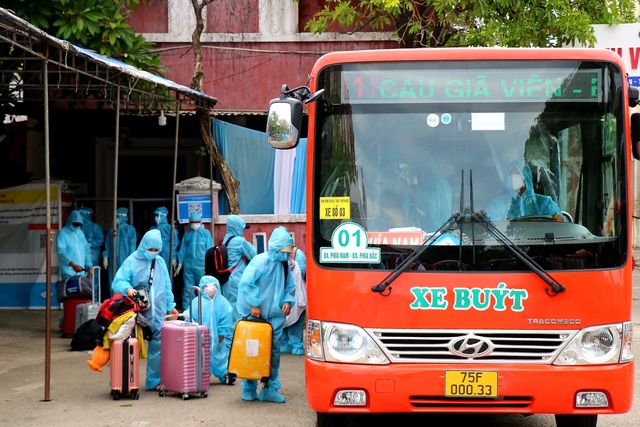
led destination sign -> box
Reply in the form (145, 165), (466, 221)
(341, 68), (602, 104)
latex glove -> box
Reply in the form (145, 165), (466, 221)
(172, 259), (178, 270)
(174, 264), (182, 277)
(102, 258), (108, 269)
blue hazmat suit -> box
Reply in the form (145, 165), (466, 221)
(183, 276), (234, 384)
(221, 215), (256, 322)
(281, 248), (307, 356)
(237, 226), (296, 403)
(57, 210), (92, 280)
(103, 208), (138, 287)
(486, 160), (564, 222)
(79, 207), (104, 269)
(150, 206), (178, 273)
(111, 229), (177, 390)
(177, 212), (214, 309)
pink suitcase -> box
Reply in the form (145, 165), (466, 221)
(159, 286), (210, 400)
(110, 336), (140, 400)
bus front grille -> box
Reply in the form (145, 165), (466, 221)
(366, 329), (575, 363)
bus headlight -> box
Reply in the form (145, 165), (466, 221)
(306, 320), (389, 364)
(554, 323), (629, 365)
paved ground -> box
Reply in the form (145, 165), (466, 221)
(0, 308), (316, 427)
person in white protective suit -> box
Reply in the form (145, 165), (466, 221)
(111, 229), (179, 391)
(236, 226), (296, 403)
(280, 247), (307, 356)
(175, 212), (213, 311)
(183, 275), (234, 384)
(221, 214), (256, 322)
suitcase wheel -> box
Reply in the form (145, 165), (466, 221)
(261, 377), (269, 388)
(200, 392), (208, 398)
(158, 388), (166, 397)
(224, 373), (236, 385)
(111, 391), (120, 401)
(182, 393), (189, 400)
(131, 390), (139, 400)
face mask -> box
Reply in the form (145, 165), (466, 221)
(190, 222), (201, 231)
(115, 218), (120, 225)
(144, 250), (158, 261)
(155, 215), (161, 225)
(507, 173), (525, 192)
(276, 252), (290, 262)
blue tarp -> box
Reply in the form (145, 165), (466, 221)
(213, 119), (306, 214)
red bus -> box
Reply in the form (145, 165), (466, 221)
(267, 48), (637, 427)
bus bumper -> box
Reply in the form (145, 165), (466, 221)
(305, 359), (634, 415)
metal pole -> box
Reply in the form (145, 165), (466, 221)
(111, 86), (121, 280)
(169, 100), (180, 280)
(43, 56), (52, 403)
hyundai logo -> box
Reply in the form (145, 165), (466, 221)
(449, 335), (493, 358)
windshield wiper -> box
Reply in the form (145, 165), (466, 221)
(371, 211), (464, 295)
(470, 210), (566, 295)
(372, 169), (468, 295)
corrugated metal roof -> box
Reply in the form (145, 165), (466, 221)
(0, 7), (217, 110)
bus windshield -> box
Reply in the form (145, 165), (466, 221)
(313, 59), (627, 271)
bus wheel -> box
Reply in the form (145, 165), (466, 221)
(316, 412), (347, 427)
(555, 414), (598, 427)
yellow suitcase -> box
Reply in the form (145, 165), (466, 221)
(225, 316), (273, 386)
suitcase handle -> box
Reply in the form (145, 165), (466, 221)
(241, 315), (269, 323)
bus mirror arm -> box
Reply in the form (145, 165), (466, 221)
(371, 212), (464, 295)
(471, 212), (566, 296)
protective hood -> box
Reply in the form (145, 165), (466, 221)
(267, 226), (294, 256)
(198, 275), (219, 299)
(154, 206), (169, 224)
(66, 210), (84, 227)
(134, 229), (163, 259)
(226, 214), (247, 237)
(502, 160), (535, 198)
(116, 207), (129, 223)
(295, 248), (307, 278)
(79, 207), (93, 224)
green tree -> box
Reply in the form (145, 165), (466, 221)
(298, 0), (638, 48)
(5, 0), (165, 73)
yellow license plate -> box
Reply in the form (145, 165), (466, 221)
(444, 370), (498, 397)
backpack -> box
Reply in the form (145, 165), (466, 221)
(70, 319), (106, 351)
(205, 236), (247, 285)
(95, 293), (140, 328)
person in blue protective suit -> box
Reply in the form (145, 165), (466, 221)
(111, 229), (179, 391)
(57, 209), (93, 280)
(221, 214), (257, 322)
(174, 212), (214, 311)
(486, 160), (565, 222)
(79, 207), (104, 268)
(183, 275), (234, 384)
(236, 226), (296, 403)
(150, 206), (178, 275)
(56, 210), (93, 327)
(102, 207), (138, 288)
(281, 246), (307, 356)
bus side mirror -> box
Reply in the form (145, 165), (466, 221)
(267, 97), (303, 150)
(632, 112), (640, 160)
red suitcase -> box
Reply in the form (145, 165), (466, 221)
(61, 298), (91, 337)
(110, 336), (140, 400)
(159, 286), (210, 400)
